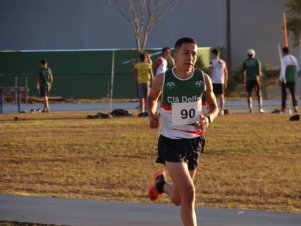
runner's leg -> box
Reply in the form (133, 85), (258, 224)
(281, 82), (287, 111)
(165, 162), (197, 226)
(44, 96), (49, 112)
(247, 93), (252, 113)
(220, 94), (225, 114)
(256, 81), (263, 112)
(288, 82), (298, 110)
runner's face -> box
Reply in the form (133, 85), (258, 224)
(175, 43), (197, 71)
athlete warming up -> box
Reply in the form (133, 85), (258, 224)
(147, 37), (218, 226)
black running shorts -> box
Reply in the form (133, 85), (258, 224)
(246, 80), (260, 93)
(156, 135), (205, 170)
(213, 83), (224, 95)
(39, 85), (49, 97)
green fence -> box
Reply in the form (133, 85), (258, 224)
(0, 48), (210, 99)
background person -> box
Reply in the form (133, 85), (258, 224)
(209, 48), (228, 116)
(131, 52), (154, 115)
(135, 51), (153, 111)
(147, 37), (218, 226)
(279, 47), (299, 113)
(36, 59), (53, 112)
(144, 51), (153, 65)
(242, 49), (264, 113)
(154, 47), (174, 76)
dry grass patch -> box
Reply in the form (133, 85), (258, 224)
(0, 112), (300, 213)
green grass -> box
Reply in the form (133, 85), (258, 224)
(0, 112), (300, 213)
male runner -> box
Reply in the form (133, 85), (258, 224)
(147, 37), (218, 226)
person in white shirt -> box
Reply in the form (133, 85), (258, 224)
(209, 48), (228, 115)
(279, 47), (299, 113)
(154, 47), (174, 76)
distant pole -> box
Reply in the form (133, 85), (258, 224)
(226, 0), (232, 74)
(110, 50), (115, 111)
(297, 32), (301, 100)
(277, 43), (285, 83)
(283, 12), (288, 47)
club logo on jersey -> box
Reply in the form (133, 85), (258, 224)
(195, 81), (203, 88)
(166, 82), (175, 89)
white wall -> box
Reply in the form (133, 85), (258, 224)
(231, 0), (296, 69)
(0, 0), (297, 70)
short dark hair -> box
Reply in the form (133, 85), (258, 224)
(175, 37), (198, 50)
(282, 47), (289, 54)
(139, 53), (146, 61)
(162, 47), (170, 53)
(211, 48), (220, 55)
(40, 59), (48, 65)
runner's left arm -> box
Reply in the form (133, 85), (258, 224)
(203, 74), (219, 123)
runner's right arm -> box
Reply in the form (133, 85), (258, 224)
(147, 73), (163, 129)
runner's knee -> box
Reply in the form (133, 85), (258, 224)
(171, 197), (181, 206)
(181, 184), (195, 204)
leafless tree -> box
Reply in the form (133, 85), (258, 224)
(104, 0), (180, 52)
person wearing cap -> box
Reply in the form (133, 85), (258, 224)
(242, 49), (264, 113)
(279, 47), (299, 113)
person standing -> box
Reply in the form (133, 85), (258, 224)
(147, 37), (218, 226)
(36, 59), (53, 112)
(154, 47), (174, 76)
(279, 47), (299, 113)
(242, 49), (264, 113)
(209, 48), (228, 116)
(144, 51), (153, 65)
(131, 52), (154, 115)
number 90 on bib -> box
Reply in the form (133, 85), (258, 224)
(171, 100), (202, 126)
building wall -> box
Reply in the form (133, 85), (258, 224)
(0, 0), (296, 70)
(231, 0), (294, 70)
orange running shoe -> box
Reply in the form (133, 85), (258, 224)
(148, 171), (166, 201)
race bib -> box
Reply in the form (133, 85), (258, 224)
(171, 100), (202, 126)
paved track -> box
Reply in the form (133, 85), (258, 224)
(0, 195), (300, 226)
(1, 99), (282, 113)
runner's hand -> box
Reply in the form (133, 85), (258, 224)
(198, 114), (209, 132)
(149, 113), (160, 129)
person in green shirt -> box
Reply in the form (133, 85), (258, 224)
(36, 59), (53, 112)
(147, 37), (218, 226)
(242, 49), (264, 113)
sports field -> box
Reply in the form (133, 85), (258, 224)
(0, 112), (300, 213)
